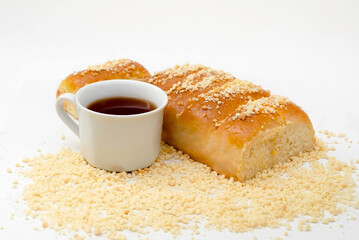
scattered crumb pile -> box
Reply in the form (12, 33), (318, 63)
(18, 139), (359, 239)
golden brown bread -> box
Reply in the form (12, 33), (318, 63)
(57, 61), (315, 181)
(148, 64), (315, 181)
(56, 59), (151, 118)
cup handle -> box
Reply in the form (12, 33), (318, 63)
(56, 93), (79, 137)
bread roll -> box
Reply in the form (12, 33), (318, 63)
(57, 61), (315, 181)
(56, 59), (151, 118)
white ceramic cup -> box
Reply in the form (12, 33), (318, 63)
(56, 80), (168, 172)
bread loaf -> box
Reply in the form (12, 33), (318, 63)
(57, 61), (315, 181)
(148, 64), (315, 181)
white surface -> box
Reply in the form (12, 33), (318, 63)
(0, 0), (359, 239)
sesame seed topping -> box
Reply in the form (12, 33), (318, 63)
(87, 59), (133, 72)
(229, 95), (290, 121)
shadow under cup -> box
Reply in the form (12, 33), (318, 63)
(75, 80), (168, 172)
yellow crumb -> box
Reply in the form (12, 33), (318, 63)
(94, 228), (102, 236)
(284, 223), (291, 231)
(298, 220), (304, 231)
(310, 217), (318, 223)
(338, 133), (345, 138)
(107, 232), (127, 240)
(61, 134), (66, 140)
(42, 220), (48, 228)
(13, 179), (18, 184)
(15, 163), (20, 167)
(304, 224), (311, 231)
(7, 168), (12, 173)
(323, 217), (335, 224)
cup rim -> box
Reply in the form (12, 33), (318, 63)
(75, 79), (168, 118)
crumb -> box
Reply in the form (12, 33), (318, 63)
(61, 134), (66, 140)
(42, 220), (48, 228)
(107, 232), (126, 240)
(298, 220), (304, 231)
(94, 228), (102, 236)
(338, 133), (345, 138)
(15, 163), (20, 167)
(6, 168), (12, 173)
(323, 217), (335, 224)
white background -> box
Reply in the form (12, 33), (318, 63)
(0, 0), (358, 239)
